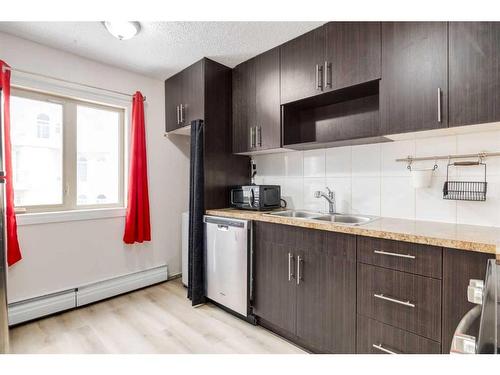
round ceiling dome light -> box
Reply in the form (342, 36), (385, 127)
(103, 21), (141, 40)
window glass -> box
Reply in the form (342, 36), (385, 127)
(76, 105), (120, 206)
(10, 95), (63, 206)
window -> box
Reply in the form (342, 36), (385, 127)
(10, 88), (125, 213)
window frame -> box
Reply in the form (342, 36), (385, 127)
(10, 87), (126, 213)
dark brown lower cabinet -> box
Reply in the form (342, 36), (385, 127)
(253, 222), (296, 334)
(357, 315), (441, 354)
(253, 221), (494, 354)
(357, 263), (442, 342)
(253, 222), (356, 353)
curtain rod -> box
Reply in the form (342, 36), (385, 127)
(1, 65), (146, 102)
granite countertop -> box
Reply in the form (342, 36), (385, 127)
(205, 208), (500, 257)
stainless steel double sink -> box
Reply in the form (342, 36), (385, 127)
(265, 210), (378, 226)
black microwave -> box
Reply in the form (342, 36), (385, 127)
(230, 185), (281, 211)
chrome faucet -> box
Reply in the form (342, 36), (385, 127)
(314, 187), (336, 214)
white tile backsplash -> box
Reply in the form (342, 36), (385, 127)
(381, 177), (415, 219)
(352, 177), (381, 216)
(303, 149), (326, 177)
(326, 146), (351, 177)
(252, 130), (500, 227)
(352, 143), (381, 176)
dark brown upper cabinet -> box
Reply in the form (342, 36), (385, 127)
(280, 23), (381, 105)
(380, 22), (448, 135)
(164, 59), (204, 133)
(255, 47), (281, 151)
(449, 22), (500, 127)
(232, 58), (256, 153)
(280, 26), (326, 104)
(232, 48), (281, 154)
(324, 22), (381, 91)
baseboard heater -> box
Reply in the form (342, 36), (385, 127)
(8, 265), (168, 326)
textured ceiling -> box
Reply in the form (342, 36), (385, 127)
(0, 22), (324, 80)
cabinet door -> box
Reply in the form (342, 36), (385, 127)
(232, 59), (256, 153)
(165, 73), (182, 132)
(255, 47), (281, 150)
(325, 22), (381, 91)
(296, 230), (356, 353)
(180, 60), (204, 126)
(449, 22), (500, 127)
(253, 222), (297, 334)
(380, 22), (448, 134)
(280, 26), (326, 104)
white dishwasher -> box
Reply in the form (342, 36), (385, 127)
(204, 215), (252, 319)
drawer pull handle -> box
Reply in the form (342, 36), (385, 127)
(374, 250), (415, 259)
(372, 343), (400, 354)
(374, 293), (415, 308)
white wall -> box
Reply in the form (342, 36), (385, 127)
(254, 129), (500, 227)
(0, 32), (190, 302)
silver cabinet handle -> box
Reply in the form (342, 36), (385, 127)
(176, 105), (180, 125)
(373, 293), (415, 308)
(374, 250), (415, 260)
(315, 64), (323, 91)
(296, 255), (303, 285)
(180, 104), (185, 123)
(256, 126), (262, 147)
(437, 87), (442, 123)
(324, 61), (331, 89)
(288, 253), (295, 281)
(372, 343), (400, 354)
(249, 127), (255, 148)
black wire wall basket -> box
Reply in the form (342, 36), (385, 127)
(442, 160), (487, 201)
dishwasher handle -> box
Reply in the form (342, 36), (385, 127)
(204, 216), (247, 229)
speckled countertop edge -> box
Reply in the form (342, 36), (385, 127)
(205, 208), (500, 256)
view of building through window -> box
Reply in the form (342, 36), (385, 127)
(10, 95), (63, 207)
(9, 89), (124, 211)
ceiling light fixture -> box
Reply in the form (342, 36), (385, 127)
(103, 21), (141, 40)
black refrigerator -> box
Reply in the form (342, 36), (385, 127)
(0, 87), (9, 354)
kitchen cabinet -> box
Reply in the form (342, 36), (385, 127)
(357, 315), (441, 354)
(280, 26), (326, 104)
(253, 222), (356, 353)
(449, 22), (500, 127)
(166, 58), (249, 207)
(324, 22), (381, 91)
(232, 48), (281, 153)
(295, 230), (356, 353)
(280, 23), (381, 105)
(357, 263), (442, 342)
(255, 47), (281, 151)
(164, 59), (204, 133)
(380, 22), (448, 135)
(253, 221), (296, 334)
(232, 58), (256, 153)
(165, 72), (183, 133)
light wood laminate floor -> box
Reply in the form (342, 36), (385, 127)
(9, 279), (305, 354)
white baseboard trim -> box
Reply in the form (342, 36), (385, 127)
(76, 265), (168, 307)
(8, 290), (76, 326)
(8, 265), (169, 325)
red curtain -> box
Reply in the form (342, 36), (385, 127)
(123, 91), (151, 244)
(0, 60), (22, 266)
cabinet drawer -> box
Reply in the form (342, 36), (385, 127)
(357, 263), (442, 341)
(357, 237), (442, 279)
(356, 315), (441, 354)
